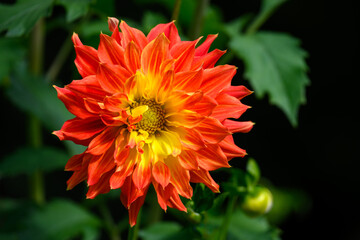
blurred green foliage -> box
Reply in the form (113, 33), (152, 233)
(0, 0), (311, 239)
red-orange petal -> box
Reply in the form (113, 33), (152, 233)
(65, 152), (85, 171)
(128, 187), (149, 227)
(170, 40), (197, 72)
(223, 119), (254, 133)
(65, 75), (108, 101)
(197, 144), (230, 171)
(87, 146), (116, 186)
(120, 176), (147, 208)
(212, 93), (250, 122)
(195, 34), (218, 56)
(195, 117), (229, 144)
(141, 33), (170, 76)
(165, 156), (192, 199)
(152, 160), (171, 189)
(124, 41), (141, 74)
(192, 49), (226, 69)
(87, 127), (119, 155)
(178, 150), (199, 170)
(147, 21), (180, 48)
(221, 85), (253, 100)
(219, 135), (247, 159)
(97, 63), (130, 94)
(200, 65), (236, 98)
(86, 169), (114, 199)
(173, 68), (203, 92)
(54, 86), (93, 119)
(120, 21), (148, 50)
(190, 168), (220, 193)
(74, 44), (100, 78)
(98, 33), (126, 67)
(53, 117), (105, 145)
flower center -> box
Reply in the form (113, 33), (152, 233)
(133, 98), (166, 134)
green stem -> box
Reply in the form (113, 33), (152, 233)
(171, 0), (182, 21)
(99, 203), (121, 240)
(188, 0), (209, 39)
(245, 4), (283, 35)
(128, 208), (142, 240)
(218, 196), (237, 240)
(28, 18), (45, 205)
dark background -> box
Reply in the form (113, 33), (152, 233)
(1, 0), (358, 239)
(214, 0), (358, 239)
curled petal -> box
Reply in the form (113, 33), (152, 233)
(195, 34), (218, 56)
(98, 33), (126, 66)
(219, 135), (247, 159)
(86, 169), (114, 199)
(87, 146), (116, 186)
(190, 168), (219, 193)
(223, 119), (254, 133)
(221, 85), (253, 100)
(65, 75), (108, 101)
(197, 144), (230, 171)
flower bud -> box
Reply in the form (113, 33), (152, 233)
(241, 186), (273, 217)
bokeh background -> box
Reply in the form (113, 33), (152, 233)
(0, 0), (358, 239)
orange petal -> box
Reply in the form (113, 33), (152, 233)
(147, 21), (180, 48)
(152, 160), (171, 189)
(86, 127), (119, 155)
(124, 41), (141, 74)
(177, 127), (205, 151)
(66, 155), (91, 190)
(219, 135), (247, 159)
(86, 169), (114, 199)
(221, 85), (253, 100)
(166, 110), (205, 128)
(65, 152), (85, 171)
(195, 34), (218, 56)
(65, 75), (108, 101)
(223, 119), (254, 133)
(165, 156), (192, 199)
(141, 33), (170, 76)
(120, 21), (148, 50)
(128, 187), (148, 227)
(110, 149), (138, 189)
(87, 146), (117, 186)
(195, 117), (229, 144)
(173, 68), (203, 92)
(156, 69), (174, 102)
(74, 45), (100, 77)
(54, 86), (93, 119)
(178, 150), (199, 170)
(192, 49), (226, 69)
(54, 117), (105, 145)
(186, 94), (217, 117)
(200, 65), (236, 98)
(98, 33), (126, 66)
(120, 175), (146, 208)
(108, 17), (122, 44)
(97, 63), (131, 93)
(190, 168), (219, 193)
(197, 144), (230, 171)
(132, 149), (152, 190)
(212, 93), (250, 122)
(170, 40), (197, 72)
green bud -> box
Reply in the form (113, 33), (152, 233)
(241, 186), (273, 217)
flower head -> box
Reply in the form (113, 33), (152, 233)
(54, 18), (253, 226)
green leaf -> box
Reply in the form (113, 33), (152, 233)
(0, 147), (68, 177)
(261, 0), (287, 15)
(230, 31), (309, 126)
(0, 0), (54, 37)
(6, 63), (72, 130)
(247, 158), (261, 183)
(0, 38), (26, 85)
(56, 0), (92, 22)
(192, 183), (215, 212)
(139, 222), (182, 240)
(204, 210), (281, 240)
(22, 199), (100, 240)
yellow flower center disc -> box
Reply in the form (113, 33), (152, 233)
(133, 98), (165, 134)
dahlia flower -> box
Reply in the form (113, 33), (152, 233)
(54, 17), (253, 226)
